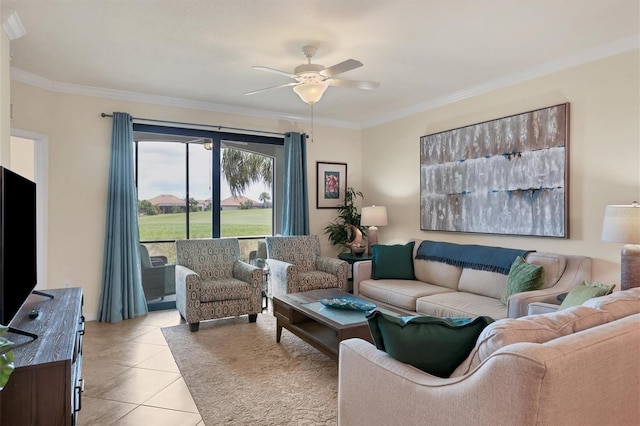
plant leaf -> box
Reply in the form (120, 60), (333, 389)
(0, 350), (14, 391)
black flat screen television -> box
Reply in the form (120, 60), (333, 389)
(0, 167), (37, 326)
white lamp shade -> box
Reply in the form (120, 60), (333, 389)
(293, 83), (328, 105)
(602, 203), (640, 244)
(361, 205), (388, 227)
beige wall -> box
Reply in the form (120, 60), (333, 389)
(362, 49), (640, 286)
(10, 82), (363, 319)
(9, 136), (34, 179)
(8, 49), (639, 319)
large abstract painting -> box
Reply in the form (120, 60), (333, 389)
(420, 103), (569, 237)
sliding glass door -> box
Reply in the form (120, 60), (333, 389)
(133, 124), (283, 309)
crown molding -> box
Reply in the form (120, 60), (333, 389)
(11, 35), (639, 130)
(362, 35), (640, 128)
(9, 68), (360, 129)
(1, 9), (26, 40)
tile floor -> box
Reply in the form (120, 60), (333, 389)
(79, 309), (203, 426)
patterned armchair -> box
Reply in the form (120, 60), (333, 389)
(175, 238), (263, 332)
(265, 235), (348, 299)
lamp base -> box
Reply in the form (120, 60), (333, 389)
(621, 244), (640, 290)
(367, 226), (379, 256)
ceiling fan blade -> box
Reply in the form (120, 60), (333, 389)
(252, 65), (297, 79)
(319, 59), (363, 77)
(244, 82), (299, 96)
(329, 78), (380, 90)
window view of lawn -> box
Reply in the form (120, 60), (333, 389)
(139, 208), (273, 241)
(136, 137), (276, 273)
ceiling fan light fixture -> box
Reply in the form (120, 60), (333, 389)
(293, 82), (328, 105)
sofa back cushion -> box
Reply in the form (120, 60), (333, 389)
(450, 306), (613, 377)
(458, 269), (508, 299)
(413, 260), (462, 290)
(582, 288), (640, 320)
(412, 240), (462, 290)
(525, 252), (567, 288)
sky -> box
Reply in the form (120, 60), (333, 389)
(136, 142), (272, 202)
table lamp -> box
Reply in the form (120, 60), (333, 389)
(601, 201), (640, 290)
(361, 205), (388, 255)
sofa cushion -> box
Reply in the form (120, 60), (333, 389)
(582, 287), (640, 319)
(366, 310), (494, 378)
(450, 306), (613, 377)
(412, 259), (462, 291)
(525, 252), (567, 288)
(501, 257), (546, 304)
(412, 241), (463, 290)
(360, 279), (454, 311)
(559, 280), (615, 309)
(416, 292), (508, 320)
(458, 269), (508, 300)
(372, 242), (415, 280)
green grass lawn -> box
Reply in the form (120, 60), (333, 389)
(139, 208), (273, 241)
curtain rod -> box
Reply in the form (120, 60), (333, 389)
(100, 113), (285, 137)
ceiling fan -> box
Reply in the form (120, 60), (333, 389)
(245, 45), (380, 105)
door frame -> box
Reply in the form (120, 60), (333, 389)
(10, 129), (48, 289)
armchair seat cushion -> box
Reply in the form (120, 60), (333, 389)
(298, 271), (339, 291)
(200, 278), (253, 302)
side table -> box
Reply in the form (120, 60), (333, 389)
(338, 252), (373, 293)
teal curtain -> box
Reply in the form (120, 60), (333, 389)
(98, 112), (148, 322)
(282, 132), (309, 235)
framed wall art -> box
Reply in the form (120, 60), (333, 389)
(420, 103), (569, 238)
(316, 161), (347, 209)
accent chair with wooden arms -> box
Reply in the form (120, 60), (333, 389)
(175, 238), (263, 332)
(265, 235), (348, 299)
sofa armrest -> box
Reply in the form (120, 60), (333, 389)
(507, 256), (592, 318)
(266, 258), (297, 298)
(352, 260), (372, 296)
(338, 338), (547, 426)
(175, 264), (200, 323)
(527, 302), (560, 315)
(317, 257), (349, 291)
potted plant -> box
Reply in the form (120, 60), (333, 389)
(324, 187), (366, 253)
(0, 325), (14, 391)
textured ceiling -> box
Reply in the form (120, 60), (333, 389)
(4, 0), (640, 127)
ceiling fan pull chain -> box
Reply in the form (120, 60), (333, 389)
(310, 104), (315, 143)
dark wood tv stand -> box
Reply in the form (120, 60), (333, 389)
(0, 287), (84, 425)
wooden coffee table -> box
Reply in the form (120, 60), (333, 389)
(273, 288), (379, 360)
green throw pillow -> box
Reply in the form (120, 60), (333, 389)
(371, 241), (415, 280)
(559, 280), (615, 310)
(501, 256), (546, 304)
(366, 310), (494, 378)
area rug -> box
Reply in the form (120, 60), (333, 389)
(161, 314), (337, 426)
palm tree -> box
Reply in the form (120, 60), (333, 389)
(258, 192), (271, 208)
(221, 148), (272, 197)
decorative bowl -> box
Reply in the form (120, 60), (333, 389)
(351, 245), (366, 256)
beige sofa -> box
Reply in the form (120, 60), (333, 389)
(338, 288), (640, 426)
(353, 240), (592, 319)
